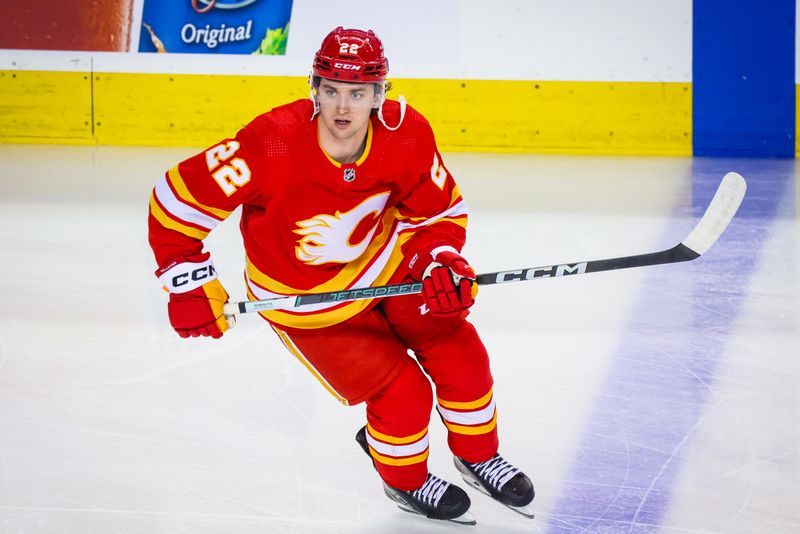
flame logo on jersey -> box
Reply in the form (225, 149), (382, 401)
(294, 192), (391, 265)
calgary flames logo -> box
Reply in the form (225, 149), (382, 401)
(294, 192), (390, 265)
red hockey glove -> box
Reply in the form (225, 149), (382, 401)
(156, 253), (232, 339)
(410, 246), (478, 316)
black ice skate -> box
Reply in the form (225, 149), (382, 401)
(453, 453), (535, 518)
(356, 426), (476, 525)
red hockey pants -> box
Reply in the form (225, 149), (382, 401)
(274, 290), (499, 491)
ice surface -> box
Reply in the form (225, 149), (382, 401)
(0, 145), (797, 533)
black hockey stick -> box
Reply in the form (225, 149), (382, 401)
(224, 172), (746, 316)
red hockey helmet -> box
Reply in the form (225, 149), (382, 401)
(312, 27), (389, 83)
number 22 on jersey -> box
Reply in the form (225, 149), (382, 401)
(205, 141), (252, 196)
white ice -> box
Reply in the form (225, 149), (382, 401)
(0, 145), (797, 533)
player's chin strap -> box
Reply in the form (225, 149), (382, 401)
(377, 94), (407, 131)
(309, 89), (320, 120)
(308, 73), (321, 120)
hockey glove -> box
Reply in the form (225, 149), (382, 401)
(411, 246), (477, 316)
(156, 253), (232, 339)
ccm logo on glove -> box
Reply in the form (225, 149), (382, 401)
(156, 253), (232, 339)
(171, 264), (216, 288)
(158, 256), (217, 293)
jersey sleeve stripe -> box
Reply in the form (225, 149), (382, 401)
(149, 194), (209, 240)
(167, 166), (232, 219)
(394, 183), (464, 222)
(397, 218), (467, 239)
(434, 215), (468, 229)
(163, 173), (226, 222)
(397, 198), (469, 232)
(449, 184), (463, 206)
(150, 190), (214, 234)
(154, 175), (222, 231)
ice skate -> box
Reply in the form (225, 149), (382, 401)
(356, 427), (476, 525)
(453, 453), (535, 518)
(381, 472), (476, 525)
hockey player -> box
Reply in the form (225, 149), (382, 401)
(148, 27), (534, 524)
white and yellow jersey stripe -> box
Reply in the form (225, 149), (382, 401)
(149, 166), (232, 240)
(365, 424), (430, 467)
(437, 389), (497, 436)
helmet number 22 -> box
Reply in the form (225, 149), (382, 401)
(339, 43), (359, 55)
(205, 140), (252, 196)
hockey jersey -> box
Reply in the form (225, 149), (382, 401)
(148, 99), (468, 330)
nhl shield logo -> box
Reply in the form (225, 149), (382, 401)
(343, 168), (356, 182)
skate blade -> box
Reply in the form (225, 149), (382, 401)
(458, 470), (534, 519)
(449, 510), (477, 525)
(395, 503), (476, 525)
(507, 502), (535, 519)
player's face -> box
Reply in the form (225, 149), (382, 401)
(316, 79), (379, 140)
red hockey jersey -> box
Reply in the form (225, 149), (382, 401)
(148, 99), (467, 330)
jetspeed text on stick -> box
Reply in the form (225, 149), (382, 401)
(321, 283), (423, 302)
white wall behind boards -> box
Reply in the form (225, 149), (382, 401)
(1, 0), (693, 81)
(291, 0), (692, 81)
(453, 1), (692, 81)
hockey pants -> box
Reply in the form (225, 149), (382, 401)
(274, 290), (499, 491)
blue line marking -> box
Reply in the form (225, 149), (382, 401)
(544, 159), (794, 533)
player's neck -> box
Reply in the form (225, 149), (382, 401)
(318, 123), (369, 164)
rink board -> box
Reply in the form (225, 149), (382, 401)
(0, 70), (691, 155)
(0, 70), (93, 143)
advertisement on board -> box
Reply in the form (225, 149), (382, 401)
(138, 0), (293, 55)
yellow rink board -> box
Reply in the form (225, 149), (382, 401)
(401, 79), (691, 155)
(1, 70), (693, 155)
(0, 70), (93, 143)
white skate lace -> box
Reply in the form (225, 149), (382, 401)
(471, 454), (519, 491)
(410, 473), (449, 507)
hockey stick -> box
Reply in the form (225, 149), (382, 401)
(224, 172), (746, 316)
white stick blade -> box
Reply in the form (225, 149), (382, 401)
(681, 172), (746, 255)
